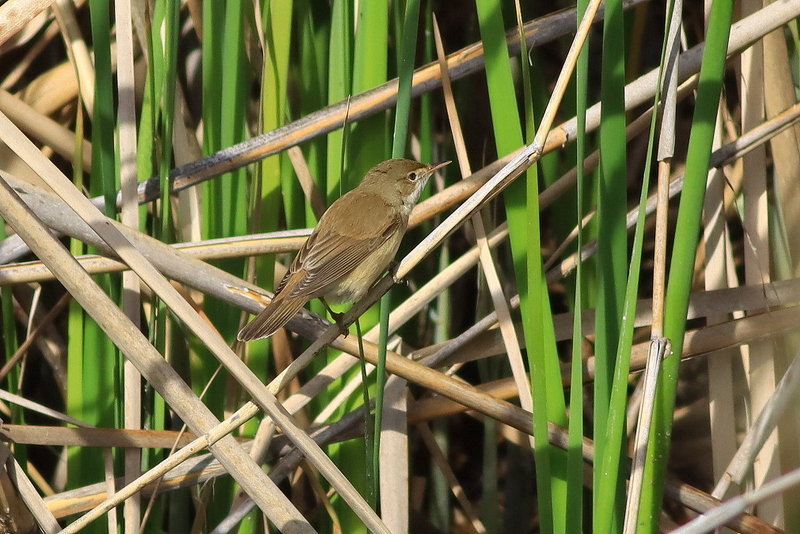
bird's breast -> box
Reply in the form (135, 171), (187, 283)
(320, 230), (404, 304)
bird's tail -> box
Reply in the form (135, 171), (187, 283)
(237, 295), (308, 341)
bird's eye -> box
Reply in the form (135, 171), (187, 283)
(408, 171), (418, 181)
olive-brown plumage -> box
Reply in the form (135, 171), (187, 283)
(237, 158), (448, 341)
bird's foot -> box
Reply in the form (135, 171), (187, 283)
(388, 261), (405, 285)
(321, 298), (349, 337)
(330, 310), (349, 338)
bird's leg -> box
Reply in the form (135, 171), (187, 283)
(320, 298), (349, 337)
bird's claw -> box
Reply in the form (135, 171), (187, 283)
(319, 298), (350, 337)
(388, 261), (405, 285)
(329, 311), (349, 338)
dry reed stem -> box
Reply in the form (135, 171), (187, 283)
(0, 0), (53, 49)
(0, 178), (315, 533)
(52, 0), (95, 116)
(4, 0), (800, 528)
(0, 442), (60, 534)
(714, 345), (800, 497)
(0, 89), (92, 168)
(433, 14), (531, 415)
(415, 421), (487, 534)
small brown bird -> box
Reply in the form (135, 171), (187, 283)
(237, 158), (449, 341)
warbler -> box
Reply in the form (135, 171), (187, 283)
(237, 158), (449, 341)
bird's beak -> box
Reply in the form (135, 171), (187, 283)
(427, 161), (451, 173)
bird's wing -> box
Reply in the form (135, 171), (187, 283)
(285, 197), (404, 298)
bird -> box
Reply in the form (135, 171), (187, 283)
(237, 158), (449, 341)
